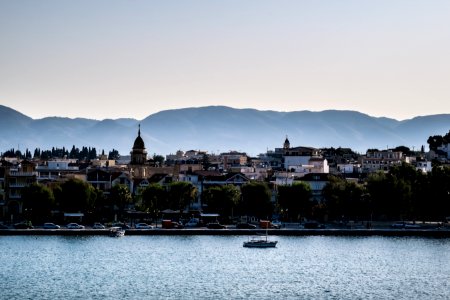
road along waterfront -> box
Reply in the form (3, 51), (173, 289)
(1, 235), (449, 299)
(1, 228), (450, 237)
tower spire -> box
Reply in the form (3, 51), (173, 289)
(283, 135), (290, 149)
(138, 124), (141, 137)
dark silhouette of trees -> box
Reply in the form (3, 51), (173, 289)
(11, 145), (118, 161)
(141, 183), (167, 219)
(167, 182), (197, 212)
(109, 184), (133, 219)
(152, 154), (165, 166)
(56, 178), (97, 213)
(202, 154), (211, 170)
(240, 182), (273, 219)
(428, 131), (450, 151)
(277, 182), (312, 221)
(365, 163), (441, 221)
(2, 148), (21, 158)
(323, 176), (367, 221)
(393, 146), (412, 156)
(428, 166), (450, 220)
(108, 149), (120, 160)
(69, 145), (79, 159)
(22, 183), (55, 223)
(202, 185), (241, 221)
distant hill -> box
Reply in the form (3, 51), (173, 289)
(0, 105), (449, 156)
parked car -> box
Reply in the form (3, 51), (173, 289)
(302, 221), (325, 229)
(112, 223), (131, 229)
(391, 222), (405, 228)
(184, 218), (200, 227)
(14, 222), (34, 229)
(92, 223), (106, 229)
(391, 222), (421, 229)
(66, 223), (85, 229)
(135, 223), (154, 229)
(236, 223), (257, 229)
(405, 224), (421, 229)
(162, 220), (184, 229)
(259, 220), (281, 229)
(0, 223), (9, 229)
(43, 223), (60, 229)
(271, 220), (282, 228)
(207, 223), (226, 229)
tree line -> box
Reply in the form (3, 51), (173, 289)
(323, 163), (450, 222)
(2, 146), (122, 161)
(12, 163), (450, 225)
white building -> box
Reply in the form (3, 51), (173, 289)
(336, 163), (361, 174)
(284, 148), (329, 174)
(36, 159), (79, 180)
(415, 160), (432, 173)
(361, 150), (403, 172)
(437, 143), (450, 158)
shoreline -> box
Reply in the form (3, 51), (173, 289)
(1, 228), (450, 237)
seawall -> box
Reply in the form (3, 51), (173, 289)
(1, 228), (450, 237)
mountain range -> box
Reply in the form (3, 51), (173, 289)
(0, 105), (449, 156)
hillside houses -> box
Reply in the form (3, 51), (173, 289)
(361, 149), (403, 172)
(0, 128), (444, 220)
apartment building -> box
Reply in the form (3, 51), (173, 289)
(361, 149), (403, 172)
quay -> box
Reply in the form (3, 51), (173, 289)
(1, 228), (450, 237)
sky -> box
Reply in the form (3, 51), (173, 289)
(1, 0), (450, 121)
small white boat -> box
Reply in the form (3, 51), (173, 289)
(109, 226), (125, 237)
(243, 238), (278, 248)
(243, 233), (277, 248)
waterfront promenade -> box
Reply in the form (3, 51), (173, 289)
(1, 225), (450, 237)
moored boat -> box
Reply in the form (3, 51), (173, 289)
(109, 226), (125, 237)
(243, 234), (277, 248)
(243, 238), (277, 248)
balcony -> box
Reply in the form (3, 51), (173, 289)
(8, 183), (27, 188)
(9, 171), (38, 177)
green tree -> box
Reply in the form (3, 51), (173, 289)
(277, 182), (312, 221)
(366, 171), (392, 219)
(108, 149), (120, 160)
(109, 184), (133, 218)
(428, 166), (450, 219)
(428, 135), (444, 151)
(152, 154), (165, 166)
(141, 183), (167, 218)
(203, 185), (241, 221)
(366, 163), (425, 220)
(22, 183), (55, 223)
(393, 146), (412, 156)
(91, 187), (107, 220)
(202, 153), (211, 170)
(389, 163), (427, 219)
(168, 182), (197, 212)
(323, 176), (367, 221)
(240, 182), (273, 219)
(57, 178), (96, 212)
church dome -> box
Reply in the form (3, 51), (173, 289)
(130, 124), (148, 165)
(133, 135), (145, 150)
(132, 125), (146, 150)
(283, 135), (290, 149)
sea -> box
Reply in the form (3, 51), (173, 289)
(1, 235), (449, 299)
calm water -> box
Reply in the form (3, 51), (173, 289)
(1, 235), (449, 299)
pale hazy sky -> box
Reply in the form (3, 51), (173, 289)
(1, 0), (450, 121)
